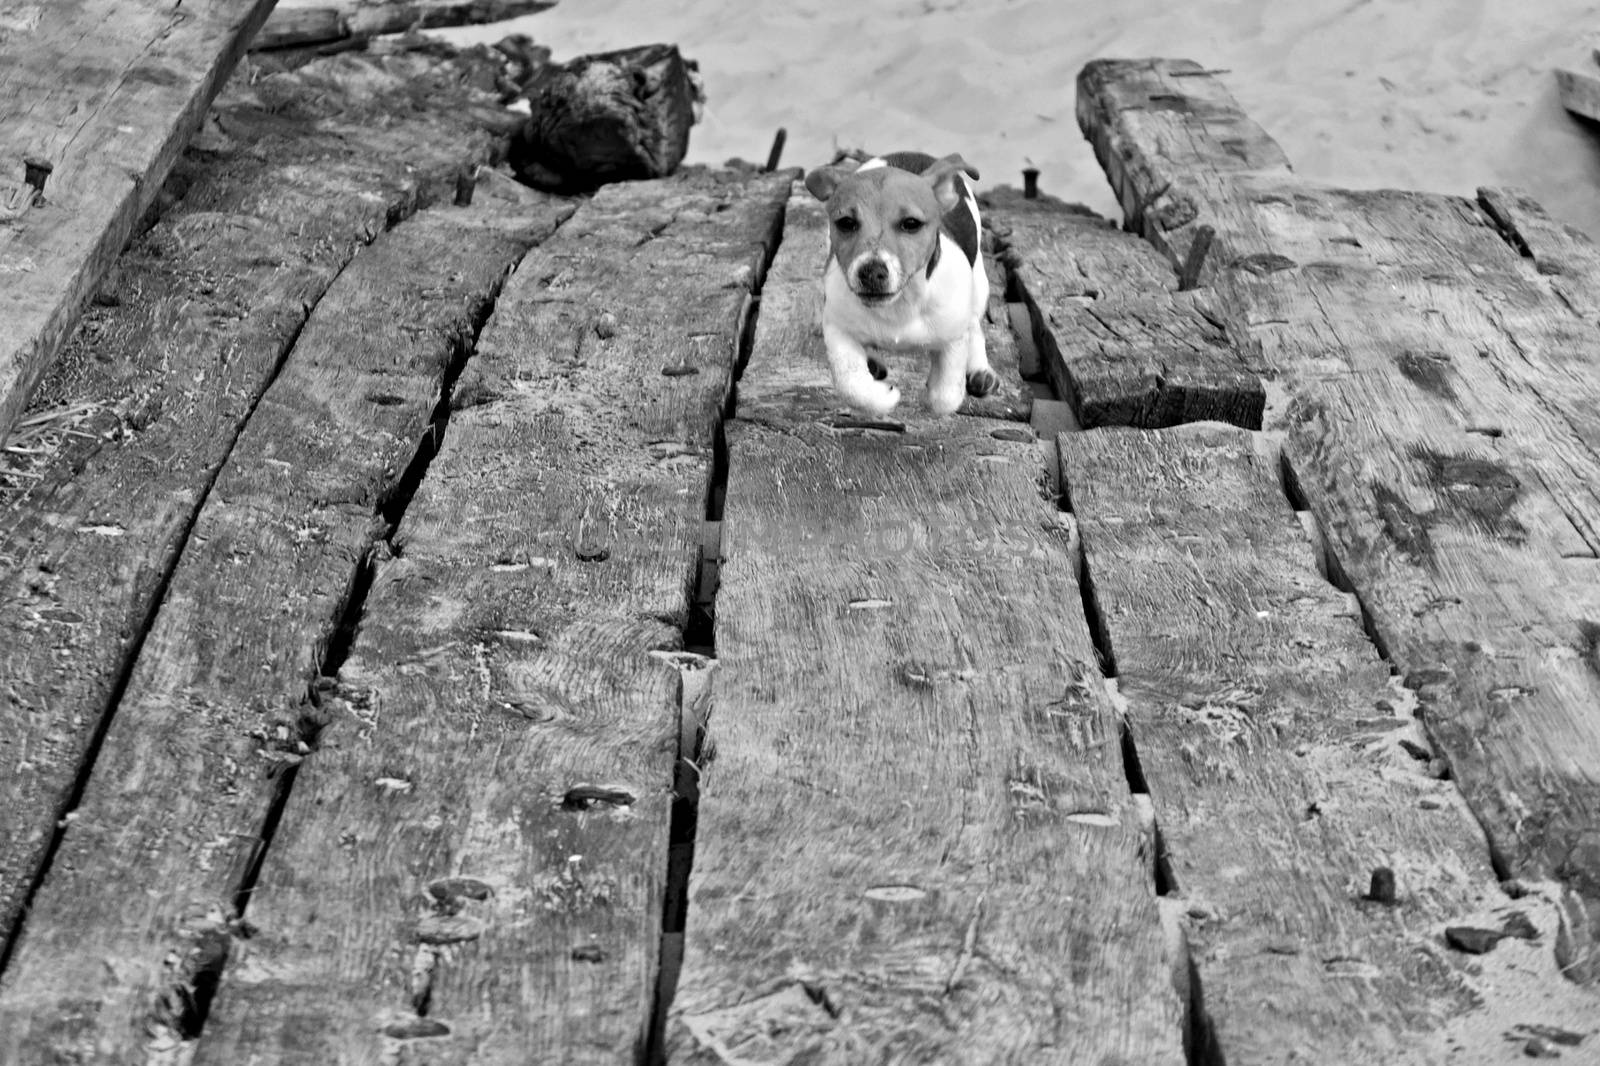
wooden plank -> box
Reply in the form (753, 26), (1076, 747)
(190, 169), (794, 1065)
(668, 213), (1186, 1064)
(0, 47), (525, 955)
(983, 186), (1264, 429)
(1075, 58), (1292, 279)
(0, 0), (280, 443)
(253, 0), (557, 53)
(737, 185), (1029, 426)
(1061, 424), (1600, 1061)
(1078, 57), (1600, 983)
(0, 184), (574, 1062)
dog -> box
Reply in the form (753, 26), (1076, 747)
(803, 151), (1000, 416)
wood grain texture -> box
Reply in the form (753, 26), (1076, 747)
(1077, 57), (1600, 983)
(1060, 423), (1552, 1064)
(735, 185), (1029, 428)
(0, 187), (570, 1063)
(0, 48), (524, 960)
(0, 0), (280, 442)
(190, 168), (793, 1065)
(983, 185), (1264, 430)
(1075, 58), (1292, 280)
(667, 206), (1186, 1064)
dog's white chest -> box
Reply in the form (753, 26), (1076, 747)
(822, 250), (973, 352)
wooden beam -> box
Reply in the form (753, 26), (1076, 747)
(669, 190), (1186, 1063)
(0, 46), (520, 956)
(1061, 424), (1597, 1060)
(253, 0), (559, 53)
(0, 181), (572, 1065)
(1079, 57), (1600, 984)
(191, 169), (793, 1064)
(983, 186), (1264, 429)
(0, 0), (279, 443)
(0, 52), (559, 1062)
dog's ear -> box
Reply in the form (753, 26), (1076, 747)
(924, 154), (980, 212)
(804, 160), (860, 202)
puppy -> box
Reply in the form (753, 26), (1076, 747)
(803, 151), (1000, 416)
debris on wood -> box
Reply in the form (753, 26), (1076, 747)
(0, 0), (278, 445)
(251, 0), (557, 53)
(1446, 925), (1510, 955)
(512, 43), (702, 192)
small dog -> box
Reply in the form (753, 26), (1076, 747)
(803, 151), (1000, 416)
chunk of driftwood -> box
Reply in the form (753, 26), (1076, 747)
(512, 43), (701, 193)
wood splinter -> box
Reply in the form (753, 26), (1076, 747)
(1178, 224), (1216, 291)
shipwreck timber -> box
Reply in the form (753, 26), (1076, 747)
(1, 19), (1599, 1064)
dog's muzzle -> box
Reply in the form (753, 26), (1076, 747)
(851, 254), (900, 304)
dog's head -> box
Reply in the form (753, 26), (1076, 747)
(804, 153), (979, 307)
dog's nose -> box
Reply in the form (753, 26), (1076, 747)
(855, 258), (891, 293)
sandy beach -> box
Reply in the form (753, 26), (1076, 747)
(442, 0), (1600, 237)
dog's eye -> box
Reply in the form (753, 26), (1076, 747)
(834, 216), (860, 234)
(898, 217), (925, 233)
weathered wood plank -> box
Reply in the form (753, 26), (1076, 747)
(191, 169), (793, 1065)
(0, 0), (280, 442)
(254, 0), (557, 52)
(0, 184), (572, 1062)
(0, 48), (525, 956)
(1078, 57), (1600, 982)
(668, 216), (1185, 1063)
(983, 186), (1264, 429)
(733, 185), (1028, 426)
(1061, 424), (1600, 1062)
(1076, 58), (1291, 280)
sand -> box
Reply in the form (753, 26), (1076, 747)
(439, 0), (1600, 238)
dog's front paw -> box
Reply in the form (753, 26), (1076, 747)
(847, 380), (901, 416)
(926, 377), (966, 415)
(966, 368), (1002, 397)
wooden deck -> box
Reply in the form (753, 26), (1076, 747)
(2, 42), (1600, 1066)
